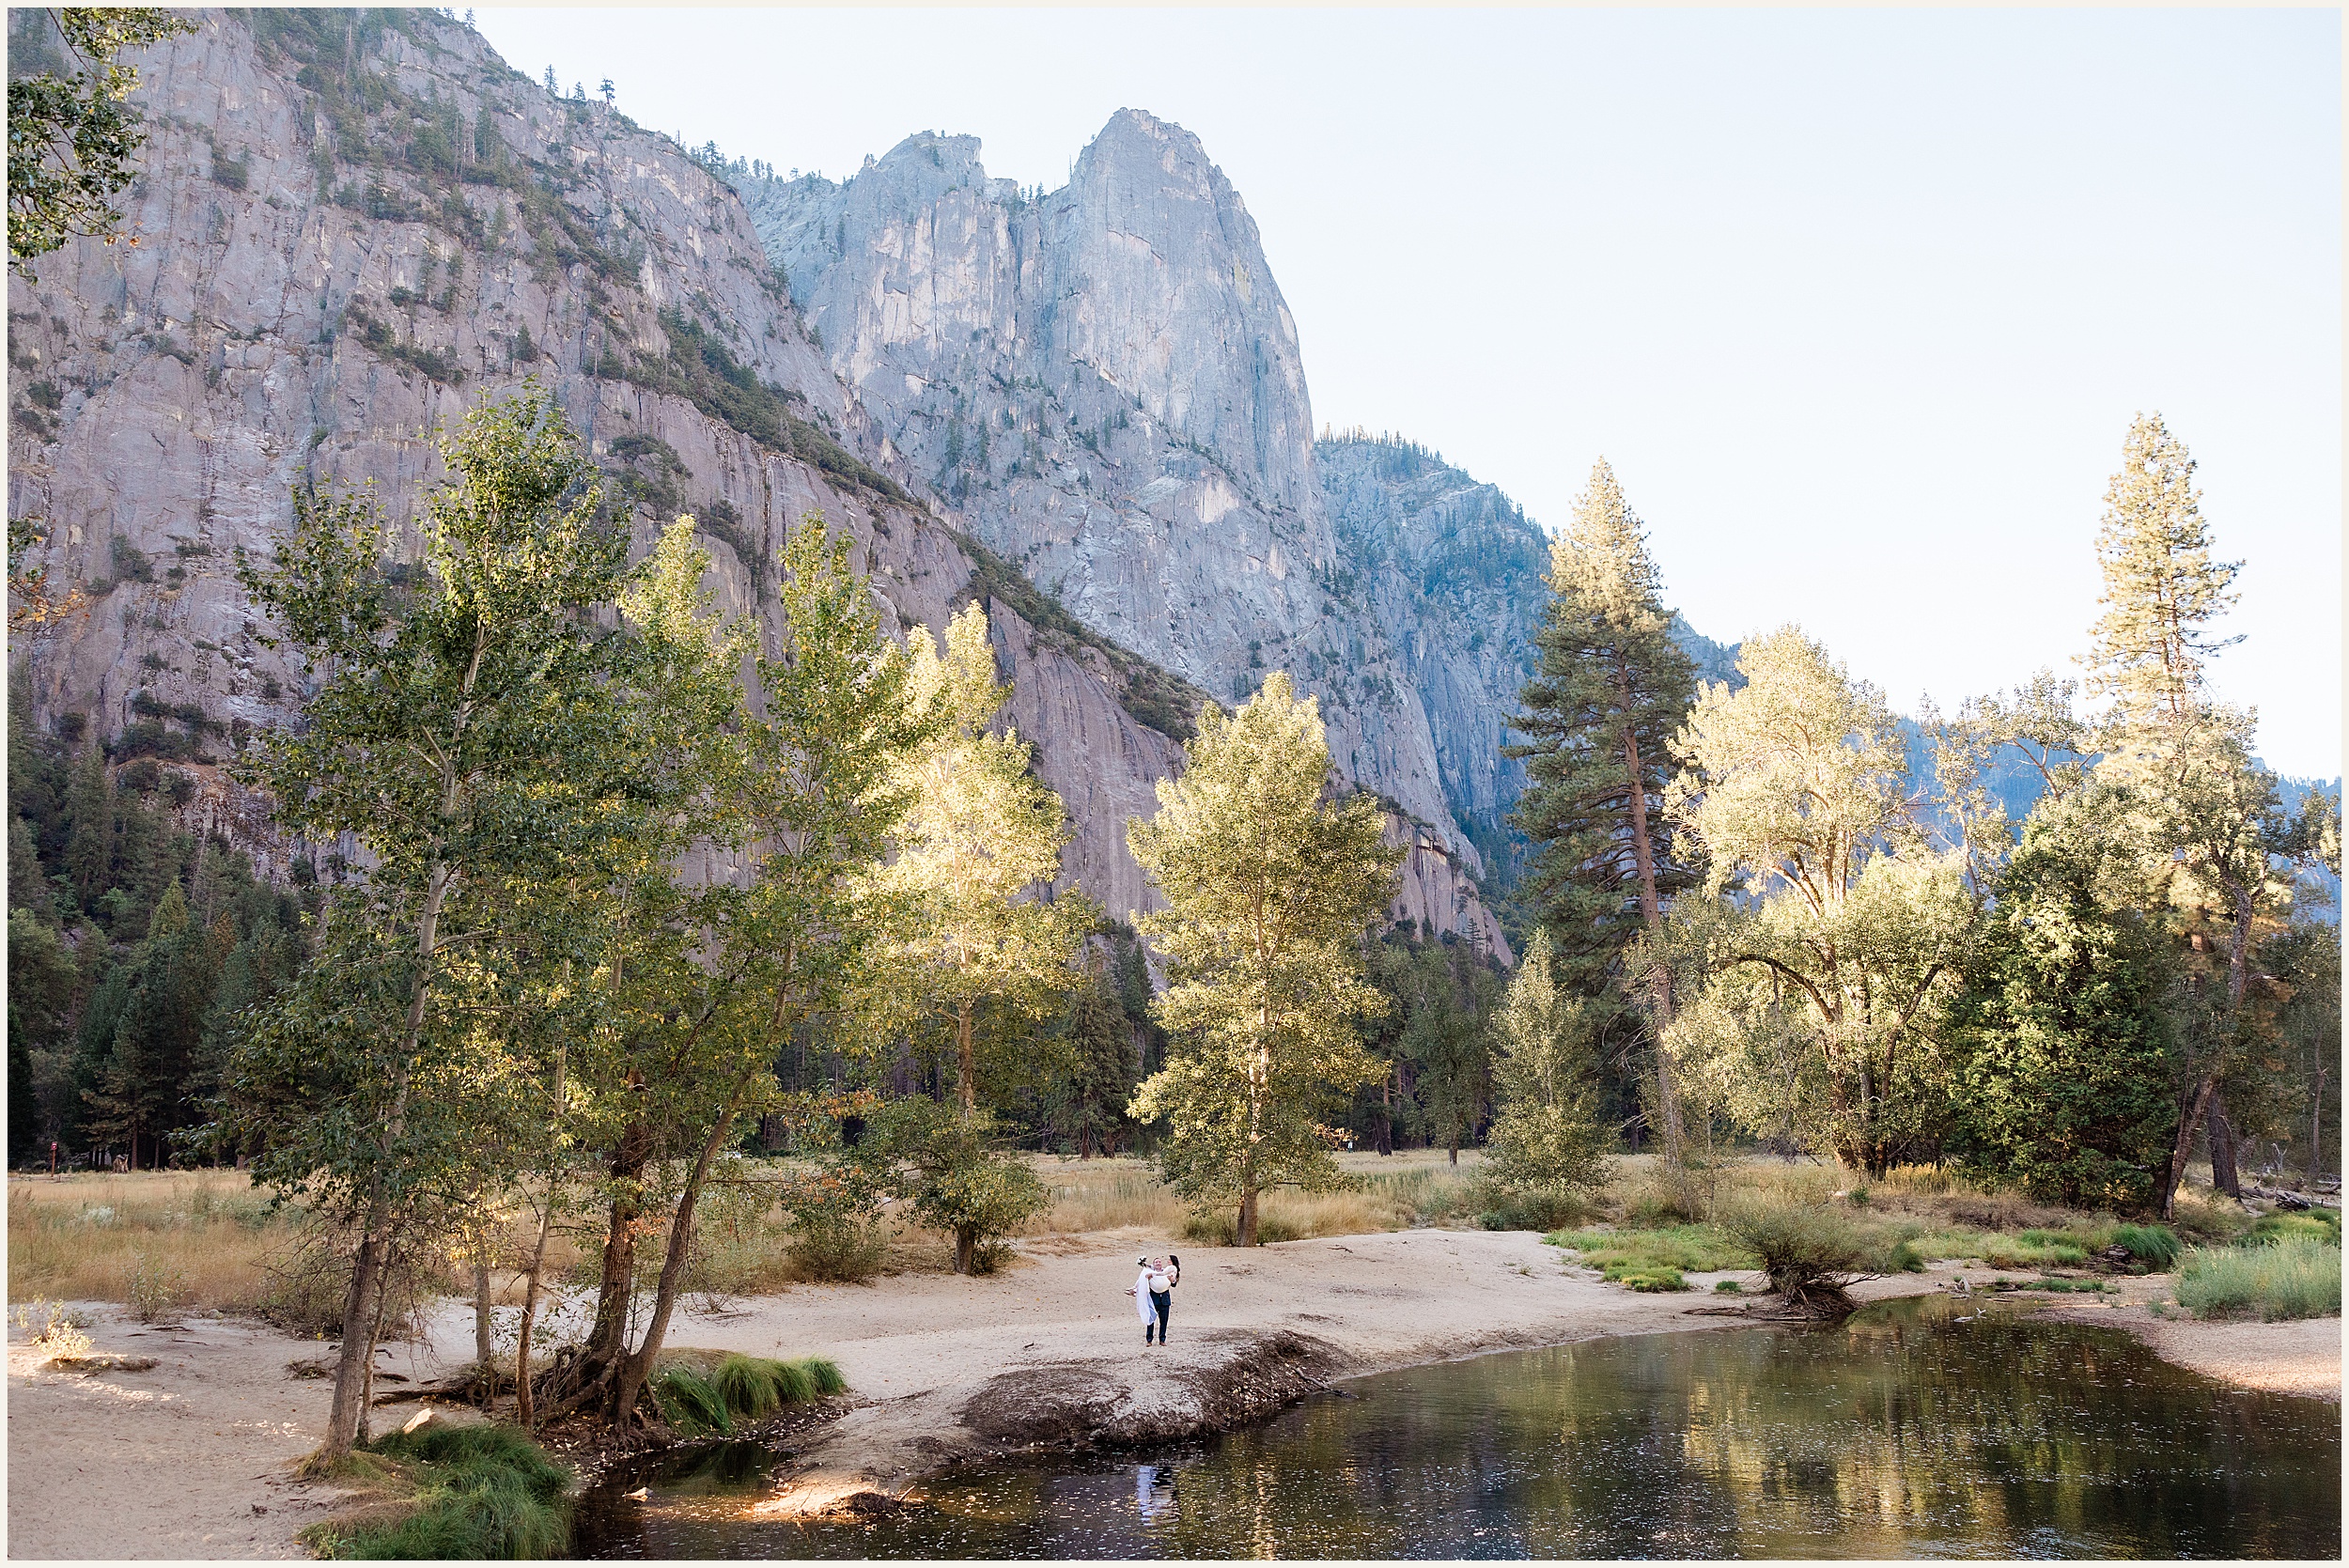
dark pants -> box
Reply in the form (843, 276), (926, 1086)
(1147, 1290), (1172, 1343)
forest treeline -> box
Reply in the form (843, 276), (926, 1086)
(4, 388), (2339, 1464)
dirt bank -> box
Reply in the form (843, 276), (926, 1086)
(2024, 1272), (2342, 1402)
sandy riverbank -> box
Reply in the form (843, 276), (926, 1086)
(7, 1228), (2339, 1557)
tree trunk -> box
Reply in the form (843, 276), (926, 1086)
(957, 998), (976, 1122)
(579, 1121), (651, 1396)
(2208, 1091), (2242, 1199)
(515, 1213), (551, 1432)
(609, 1070), (754, 1427)
(1620, 719), (1686, 1166)
(472, 1262), (495, 1369)
(2311, 1067), (2328, 1188)
(954, 1225), (977, 1275)
(1447, 1141), (1458, 1167)
(319, 1227), (383, 1465)
(1237, 1186), (1258, 1249)
(2160, 1077), (2217, 1221)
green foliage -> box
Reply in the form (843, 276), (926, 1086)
(1485, 929), (1612, 1196)
(652, 1365), (733, 1435)
(2112, 1223), (2182, 1268)
(1944, 792), (2182, 1209)
(1127, 674), (1403, 1245)
(311, 1424), (572, 1560)
(1548, 1223), (1752, 1283)
(706, 1353), (844, 1421)
(1717, 1200), (1921, 1312)
(1659, 628), (1977, 1173)
(2175, 1238), (2341, 1323)
(873, 1098), (1049, 1273)
(1475, 1187), (1593, 1234)
(2246, 1210), (2341, 1249)
(1506, 460), (1699, 990)
(858, 603), (1094, 1140)
(8, 8), (197, 269)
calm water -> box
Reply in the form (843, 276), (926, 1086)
(575, 1296), (2340, 1560)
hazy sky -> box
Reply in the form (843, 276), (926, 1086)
(475, 8), (2341, 778)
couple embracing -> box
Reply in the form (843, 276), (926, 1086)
(1130, 1253), (1180, 1345)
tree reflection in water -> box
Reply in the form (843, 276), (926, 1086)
(577, 1296), (2339, 1560)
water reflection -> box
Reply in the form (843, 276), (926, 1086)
(576, 1296), (2341, 1560)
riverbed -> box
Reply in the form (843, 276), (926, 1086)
(576, 1296), (2341, 1560)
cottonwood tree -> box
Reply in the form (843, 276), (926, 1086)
(1485, 928), (1612, 1200)
(861, 604), (1093, 1127)
(1660, 628), (1977, 1175)
(562, 519), (935, 1425)
(228, 387), (642, 1466)
(1127, 673), (1401, 1246)
(1507, 460), (1699, 1161)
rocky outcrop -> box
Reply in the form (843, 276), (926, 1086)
(741, 117), (1478, 876)
(8, 12), (1525, 948)
(3, 9), (1180, 922)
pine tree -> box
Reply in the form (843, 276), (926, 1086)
(2080, 414), (2283, 1212)
(1945, 791), (2181, 1208)
(2086, 413), (2240, 726)
(1128, 674), (1401, 1246)
(1058, 963), (1137, 1157)
(1507, 459), (1698, 1158)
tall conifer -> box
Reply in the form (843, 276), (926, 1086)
(1507, 460), (1698, 1158)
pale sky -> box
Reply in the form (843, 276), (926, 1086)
(476, 7), (2341, 779)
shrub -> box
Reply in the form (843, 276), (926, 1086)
(308, 1424), (571, 1560)
(1618, 1266), (1688, 1293)
(127, 1251), (191, 1322)
(1718, 1201), (1919, 1317)
(2175, 1239), (2341, 1323)
(2112, 1222), (2182, 1269)
(1184, 1208), (1300, 1246)
(1478, 1188), (1593, 1234)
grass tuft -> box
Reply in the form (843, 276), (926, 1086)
(2112, 1222), (2182, 1269)
(2175, 1237), (2342, 1323)
(303, 1424), (570, 1560)
(1547, 1223), (1751, 1282)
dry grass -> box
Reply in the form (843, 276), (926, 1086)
(7, 1172), (294, 1312)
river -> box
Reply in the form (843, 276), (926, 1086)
(576, 1295), (2340, 1559)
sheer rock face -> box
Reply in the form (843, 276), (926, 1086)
(742, 115), (1480, 877)
(1316, 436), (1552, 885)
(3, 11), (1177, 919)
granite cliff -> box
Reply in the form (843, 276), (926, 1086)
(6, 10), (1505, 944)
(741, 120), (1480, 876)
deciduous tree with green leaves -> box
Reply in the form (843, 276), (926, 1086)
(1127, 673), (1401, 1246)
(226, 386), (645, 1466)
(861, 604), (1093, 1127)
(1485, 928), (1612, 1199)
(1659, 628), (1977, 1175)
